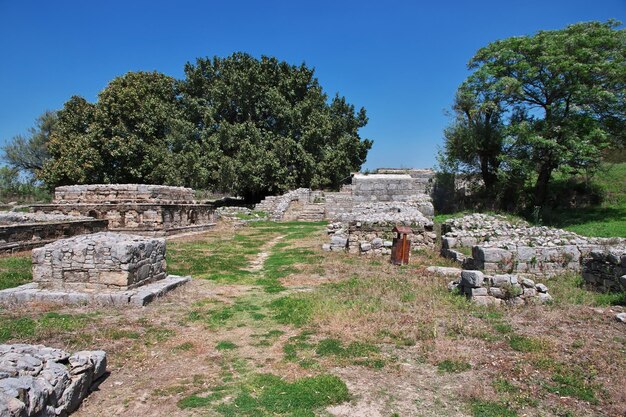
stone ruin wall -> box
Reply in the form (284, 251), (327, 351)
(345, 221), (436, 255)
(449, 270), (553, 307)
(32, 184), (216, 236)
(53, 184), (195, 203)
(582, 250), (626, 293)
(0, 232), (189, 307)
(32, 232), (167, 292)
(0, 213), (108, 255)
(441, 214), (626, 278)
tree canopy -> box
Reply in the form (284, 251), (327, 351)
(440, 20), (626, 207)
(2, 111), (57, 176)
(9, 53), (372, 199)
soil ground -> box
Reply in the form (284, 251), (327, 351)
(0, 220), (624, 417)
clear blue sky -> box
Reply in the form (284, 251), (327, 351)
(1, 0), (624, 170)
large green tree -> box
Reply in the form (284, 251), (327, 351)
(442, 20), (625, 207)
(182, 53), (371, 198)
(40, 72), (199, 187)
(38, 54), (371, 198)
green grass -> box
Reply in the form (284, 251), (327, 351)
(315, 338), (384, 368)
(0, 311), (91, 342)
(177, 371), (349, 416)
(470, 400), (518, 417)
(216, 340), (237, 351)
(216, 373), (349, 416)
(0, 255), (32, 289)
(188, 297), (269, 329)
(437, 359), (471, 373)
(168, 221), (325, 293)
(541, 163), (626, 237)
(549, 273), (626, 306)
(508, 334), (547, 353)
(543, 368), (600, 404)
(270, 296), (313, 327)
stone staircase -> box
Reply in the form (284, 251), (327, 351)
(296, 203), (326, 221)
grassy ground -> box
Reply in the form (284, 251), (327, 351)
(542, 163), (626, 237)
(0, 221), (623, 416)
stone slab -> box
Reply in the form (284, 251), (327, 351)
(0, 275), (190, 307)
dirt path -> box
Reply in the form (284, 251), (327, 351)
(244, 234), (284, 272)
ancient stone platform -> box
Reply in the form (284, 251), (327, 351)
(0, 232), (190, 307)
(32, 232), (167, 291)
(0, 276), (189, 307)
(31, 184), (216, 236)
(0, 344), (106, 416)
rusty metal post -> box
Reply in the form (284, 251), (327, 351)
(391, 225), (412, 265)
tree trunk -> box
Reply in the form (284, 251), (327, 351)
(534, 163), (553, 207)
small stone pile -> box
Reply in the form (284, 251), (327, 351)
(448, 270), (553, 306)
(0, 344), (106, 416)
(582, 250), (626, 293)
(215, 207), (267, 222)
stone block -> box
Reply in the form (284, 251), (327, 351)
(470, 287), (488, 297)
(460, 270), (484, 288)
(32, 232), (166, 291)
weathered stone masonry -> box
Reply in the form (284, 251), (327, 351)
(32, 184), (216, 236)
(441, 214), (626, 277)
(32, 232), (167, 292)
(582, 250), (626, 293)
(0, 232), (189, 307)
(0, 344), (106, 417)
(0, 213), (107, 255)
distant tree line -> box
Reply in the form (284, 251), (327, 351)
(439, 20), (625, 211)
(2, 53), (372, 200)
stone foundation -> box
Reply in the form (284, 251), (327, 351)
(582, 250), (626, 293)
(345, 221), (435, 255)
(32, 184), (216, 236)
(1, 232), (189, 307)
(0, 213), (107, 254)
(441, 214), (626, 277)
(32, 232), (166, 291)
(449, 270), (553, 306)
(0, 344), (106, 416)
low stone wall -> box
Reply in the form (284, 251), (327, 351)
(449, 270), (552, 306)
(54, 184), (195, 203)
(471, 244), (601, 276)
(352, 174), (426, 203)
(347, 221), (435, 255)
(0, 344), (106, 416)
(32, 232), (166, 291)
(324, 220), (436, 255)
(441, 214), (626, 277)
(582, 250), (626, 292)
(0, 213), (108, 254)
(32, 203), (215, 236)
